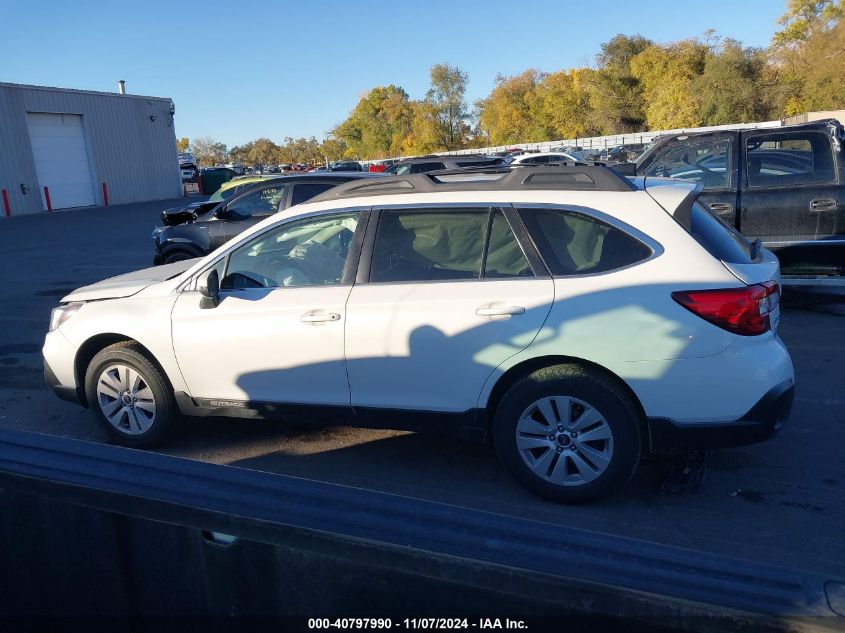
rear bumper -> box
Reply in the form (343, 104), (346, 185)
(647, 379), (794, 452)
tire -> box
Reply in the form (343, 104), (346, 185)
(493, 364), (640, 504)
(84, 341), (179, 448)
(162, 250), (194, 264)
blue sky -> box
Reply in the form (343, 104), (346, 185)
(1, 1), (786, 148)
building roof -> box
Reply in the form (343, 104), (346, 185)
(0, 81), (172, 103)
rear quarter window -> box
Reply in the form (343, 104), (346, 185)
(518, 208), (651, 275)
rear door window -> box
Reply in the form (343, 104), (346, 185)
(745, 131), (836, 187)
(518, 207), (651, 275)
(370, 209), (487, 282)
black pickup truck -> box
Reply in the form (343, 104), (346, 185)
(635, 119), (844, 276)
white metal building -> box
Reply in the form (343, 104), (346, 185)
(0, 82), (182, 217)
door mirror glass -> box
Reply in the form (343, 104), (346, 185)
(197, 268), (220, 308)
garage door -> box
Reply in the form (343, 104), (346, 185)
(27, 112), (97, 210)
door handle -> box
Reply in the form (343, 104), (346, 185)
(475, 305), (526, 317)
(300, 311), (341, 323)
(809, 198), (837, 212)
(709, 202), (733, 212)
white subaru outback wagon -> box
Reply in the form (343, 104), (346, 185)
(43, 167), (794, 503)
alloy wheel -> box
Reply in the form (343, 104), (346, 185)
(95, 364), (157, 435)
(515, 395), (614, 486)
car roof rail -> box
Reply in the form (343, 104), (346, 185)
(309, 165), (636, 202)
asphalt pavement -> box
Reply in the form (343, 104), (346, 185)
(1, 199), (843, 580)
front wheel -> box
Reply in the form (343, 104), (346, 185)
(493, 364), (641, 504)
(85, 342), (179, 448)
(162, 249), (194, 264)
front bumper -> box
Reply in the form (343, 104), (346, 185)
(647, 379), (794, 452)
(44, 359), (83, 406)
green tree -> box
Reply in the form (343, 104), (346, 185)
(228, 142), (252, 165)
(584, 34), (653, 134)
(692, 39), (773, 125)
(334, 85), (413, 158)
(245, 137), (279, 167)
(176, 137), (190, 153)
(319, 137), (348, 163)
(425, 63), (471, 150)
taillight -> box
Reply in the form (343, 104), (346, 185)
(672, 282), (779, 336)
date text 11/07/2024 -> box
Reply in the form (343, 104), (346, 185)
(307, 618), (528, 630)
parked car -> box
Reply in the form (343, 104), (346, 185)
(328, 161), (363, 172)
(158, 175), (287, 226)
(385, 155), (505, 174)
(178, 153), (199, 183)
(369, 159), (399, 173)
(44, 166), (793, 504)
(510, 151), (582, 165)
(635, 119), (845, 275)
(152, 173), (380, 264)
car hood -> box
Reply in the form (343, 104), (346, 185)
(62, 260), (196, 303)
(161, 201), (218, 225)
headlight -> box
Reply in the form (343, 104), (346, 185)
(49, 302), (83, 332)
(151, 226), (166, 241)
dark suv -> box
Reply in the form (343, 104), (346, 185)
(385, 155), (505, 174)
(152, 173), (379, 264)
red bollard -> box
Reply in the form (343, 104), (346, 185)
(2, 189), (10, 217)
(44, 186), (52, 212)
(102, 182), (109, 207)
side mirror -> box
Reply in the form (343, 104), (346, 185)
(198, 269), (220, 309)
(215, 206), (230, 220)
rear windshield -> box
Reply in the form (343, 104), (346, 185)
(689, 202), (754, 264)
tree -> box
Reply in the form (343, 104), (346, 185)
(425, 63), (471, 150)
(773, 0), (844, 46)
(402, 101), (442, 155)
(476, 70), (547, 145)
(176, 137), (190, 153)
(333, 85), (413, 158)
(189, 137), (228, 166)
(535, 68), (599, 139)
(319, 137), (348, 163)
(770, 0), (845, 115)
(692, 39), (774, 125)
(584, 34), (653, 134)
(245, 138), (280, 167)
(630, 40), (707, 130)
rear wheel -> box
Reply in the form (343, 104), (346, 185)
(84, 342), (179, 448)
(493, 364), (640, 504)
